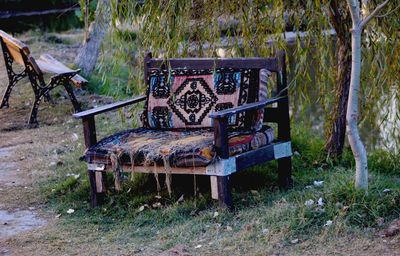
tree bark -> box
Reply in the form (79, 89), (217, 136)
(347, 26), (368, 190)
(325, 0), (352, 158)
(346, 0), (389, 190)
(74, 0), (111, 76)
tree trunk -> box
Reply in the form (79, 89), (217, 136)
(325, 0), (352, 158)
(346, 0), (389, 190)
(325, 39), (351, 158)
(74, 0), (111, 76)
(347, 27), (368, 190)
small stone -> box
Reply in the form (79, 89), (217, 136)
(291, 238), (299, 244)
(213, 211), (219, 218)
(226, 226), (233, 231)
(66, 209), (75, 214)
(262, 228), (269, 235)
(194, 244), (202, 249)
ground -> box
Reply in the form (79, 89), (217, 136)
(0, 30), (399, 255)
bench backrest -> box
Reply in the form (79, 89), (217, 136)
(0, 30), (42, 75)
(0, 30), (30, 65)
(142, 52), (287, 130)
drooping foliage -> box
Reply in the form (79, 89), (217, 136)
(100, 0), (399, 153)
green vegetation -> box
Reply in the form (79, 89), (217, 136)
(41, 119), (399, 249)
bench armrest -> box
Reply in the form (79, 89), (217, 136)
(73, 95), (146, 119)
(209, 96), (285, 119)
(211, 96), (285, 159)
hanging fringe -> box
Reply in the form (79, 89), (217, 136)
(129, 150), (137, 181)
(110, 153), (122, 191)
(153, 163), (161, 193)
(163, 155), (172, 197)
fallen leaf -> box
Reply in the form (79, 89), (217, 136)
(304, 199), (314, 207)
(213, 211), (219, 218)
(313, 180), (324, 187)
(195, 244), (202, 249)
(317, 197), (325, 206)
(262, 228), (269, 235)
(324, 220), (333, 227)
(137, 206), (145, 213)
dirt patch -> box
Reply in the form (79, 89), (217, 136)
(0, 210), (47, 239)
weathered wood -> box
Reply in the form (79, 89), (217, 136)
(78, 52), (293, 209)
(95, 171), (105, 193)
(82, 116), (97, 149)
(0, 30), (29, 54)
(88, 169), (104, 207)
(217, 176), (232, 209)
(36, 54), (87, 87)
(210, 176), (218, 199)
(209, 97), (284, 119)
(0, 30), (86, 125)
(212, 117), (232, 208)
(235, 143), (276, 171)
(119, 165), (207, 175)
(73, 95), (146, 119)
(276, 51), (293, 188)
(148, 57), (279, 72)
(213, 117), (229, 158)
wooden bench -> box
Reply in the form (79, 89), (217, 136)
(74, 52), (292, 209)
(0, 30), (87, 126)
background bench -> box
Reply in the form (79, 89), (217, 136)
(0, 30), (87, 126)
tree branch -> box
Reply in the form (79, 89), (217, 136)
(360, 0), (390, 28)
(347, 0), (361, 24)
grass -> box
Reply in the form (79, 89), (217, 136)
(40, 118), (400, 253)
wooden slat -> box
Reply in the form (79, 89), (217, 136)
(235, 143), (276, 171)
(210, 176), (218, 199)
(120, 165), (207, 175)
(82, 116), (97, 149)
(95, 171), (105, 193)
(73, 95), (146, 118)
(147, 57), (279, 72)
(36, 54), (87, 87)
(0, 30), (30, 54)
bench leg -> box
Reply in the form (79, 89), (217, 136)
(278, 157), (293, 189)
(63, 83), (81, 112)
(28, 94), (44, 126)
(88, 170), (105, 207)
(210, 176), (233, 210)
(0, 80), (16, 109)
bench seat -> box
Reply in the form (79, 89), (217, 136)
(36, 54), (87, 88)
(86, 126), (274, 168)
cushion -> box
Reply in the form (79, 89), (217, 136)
(141, 68), (270, 130)
(86, 126), (274, 168)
